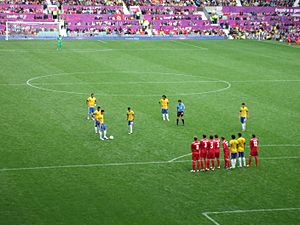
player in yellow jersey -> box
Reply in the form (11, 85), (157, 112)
(159, 95), (169, 121)
(237, 133), (246, 168)
(229, 134), (239, 169)
(239, 102), (249, 131)
(97, 110), (108, 141)
(86, 93), (96, 120)
(127, 107), (135, 135)
(92, 106), (101, 134)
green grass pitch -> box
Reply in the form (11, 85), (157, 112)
(0, 39), (299, 225)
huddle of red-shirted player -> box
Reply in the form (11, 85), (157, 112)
(190, 134), (259, 172)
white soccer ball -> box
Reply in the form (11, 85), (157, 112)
(109, 135), (114, 140)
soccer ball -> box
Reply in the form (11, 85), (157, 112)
(109, 135), (114, 140)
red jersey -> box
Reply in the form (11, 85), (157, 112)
(213, 139), (220, 152)
(200, 138), (208, 152)
(207, 140), (214, 152)
(222, 139), (229, 154)
(250, 138), (259, 151)
(191, 141), (200, 153)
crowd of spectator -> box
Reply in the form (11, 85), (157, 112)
(122, 0), (196, 6)
(240, 0), (295, 6)
(63, 6), (122, 14)
(194, 0), (237, 7)
(228, 25), (299, 42)
(141, 7), (199, 16)
(0, 0), (297, 7)
(0, 0), (44, 4)
(0, 4), (43, 13)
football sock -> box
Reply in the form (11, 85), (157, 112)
(243, 157), (246, 166)
(238, 157), (242, 167)
(104, 130), (107, 138)
(255, 157), (259, 167)
(176, 119), (179, 125)
(212, 160), (215, 168)
(162, 114), (166, 120)
(99, 131), (102, 139)
(206, 160), (210, 169)
(94, 126), (98, 134)
(166, 114), (169, 121)
(227, 159), (230, 168)
(192, 161), (196, 170)
(129, 125), (133, 133)
(217, 159), (220, 167)
(197, 161), (201, 170)
(182, 119), (184, 125)
(231, 159), (236, 168)
(248, 157), (252, 167)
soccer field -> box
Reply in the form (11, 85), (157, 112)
(0, 39), (299, 225)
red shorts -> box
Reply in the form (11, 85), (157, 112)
(250, 151), (258, 157)
(192, 152), (200, 161)
(207, 151), (215, 159)
(215, 150), (220, 158)
(200, 151), (207, 159)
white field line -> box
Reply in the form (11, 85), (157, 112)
(97, 40), (107, 44)
(230, 80), (300, 83)
(170, 40), (208, 50)
(29, 80), (224, 85)
(1, 79), (299, 87)
(25, 71), (231, 96)
(202, 208), (300, 225)
(0, 155), (299, 173)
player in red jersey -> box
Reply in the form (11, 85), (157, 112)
(221, 136), (230, 169)
(214, 135), (221, 169)
(248, 134), (259, 168)
(199, 134), (208, 171)
(190, 136), (200, 172)
(206, 135), (215, 171)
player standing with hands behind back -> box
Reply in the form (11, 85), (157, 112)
(176, 100), (185, 126)
(159, 95), (169, 121)
(57, 35), (63, 50)
(127, 107), (135, 134)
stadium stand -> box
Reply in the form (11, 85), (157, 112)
(0, 0), (299, 39)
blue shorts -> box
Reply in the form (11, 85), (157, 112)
(128, 121), (134, 126)
(238, 152), (245, 157)
(100, 123), (106, 131)
(240, 117), (247, 124)
(89, 107), (95, 114)
(161, 109), (168, 114)
(231, 153), (237, 159)
(95, 120), (100, 127)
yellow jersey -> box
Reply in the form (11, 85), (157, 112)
(240, 106), (248, 118)
(127, 111), (135, 121)
(237, 137), (246, 152)
(160, 98), (169, 109)
(97, 113), (104, 124)
(87, 96), (96, 107)
(229, 139), (239, 153)
(93, 110), (101, 121)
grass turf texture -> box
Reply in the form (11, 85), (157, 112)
(0, 39), (299, 225)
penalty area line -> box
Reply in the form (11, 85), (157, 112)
(0, 156), (299, 172)
(202, 208), (300, 225)
(97, 40), (107, 44)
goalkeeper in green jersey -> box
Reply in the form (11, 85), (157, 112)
(57, 35), (63, 50)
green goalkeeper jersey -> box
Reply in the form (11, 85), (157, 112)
(57, 36), (63, 43)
